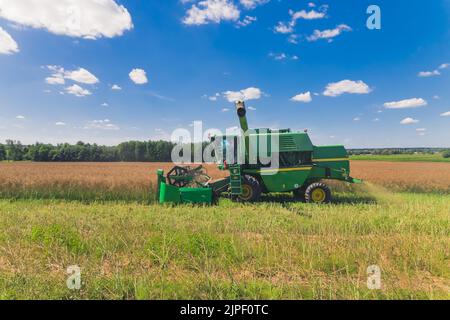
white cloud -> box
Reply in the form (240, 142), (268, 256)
(274, 22), (294, 34)
(45, 65), (99, 85)
(129, 68), (148, 85)
(65, 84), (92, 97)
(400, 117), (419, 125)
(16, 115), (25, 120)
(46, 75), (65, 85)
(236, 15), (257, 27)
(111, 84), (122, 90)
(101, 102), (109, 107)
(223, 87), (262, 102)
(418, 62), (450, 77)
(274, 9), (326, 34)
(291, 91), (312, 103)
(290, 9), (325, 20)
(248, 106), (256, 111)
(239, 0), (269, 9)
(307, 24), (351, 42)
(64, 68), (99, 84)
(85, 119), (119, 130)
(221, 108), (230, 112)
(0, 0), (133, 39)
(353, 117), (361, 121)
(55, 122), (67, 126)
(323, 80), (372, 97)
(416, 128), (426, 132)
(0, 26), (19, 54)
(183, 0), (240, 25)
(384, 98), (427, 109)
(418, 70), (440, 77)
(441, 111), (450, 117)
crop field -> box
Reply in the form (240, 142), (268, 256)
(0, 161), (449, 299)
(351, 154), (450, 163)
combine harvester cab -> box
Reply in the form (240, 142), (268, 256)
(157, 101), (361, 205)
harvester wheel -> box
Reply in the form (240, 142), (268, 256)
(238, 175), (262, 203)
(305, 182), (332, 204)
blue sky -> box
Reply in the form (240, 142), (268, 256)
(0, 0), (449, 148)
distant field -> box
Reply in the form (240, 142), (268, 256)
(351, 154), (450, 163)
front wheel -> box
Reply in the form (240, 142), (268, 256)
(305, 182), (332, 204)
(237, 175), (262, 202)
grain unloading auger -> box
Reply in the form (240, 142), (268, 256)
(157, 101), (362, 205)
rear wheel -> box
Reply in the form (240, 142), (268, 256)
(238, 175), (262, 202)
(305, 182), (332, 204)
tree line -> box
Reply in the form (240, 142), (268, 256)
(1, 140), (449, 162)
(0, 140), (175, 162)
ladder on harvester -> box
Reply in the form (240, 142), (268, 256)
(229, 165), (242, 196)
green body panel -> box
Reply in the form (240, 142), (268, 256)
(179, 187), (213, 204)
(159, 182), (213, 204)
(159, 182), (181, 204)
(244, 167), (312, 192)
(246, 132), (314, 159)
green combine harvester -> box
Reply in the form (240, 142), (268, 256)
(157, 101), (361, 205)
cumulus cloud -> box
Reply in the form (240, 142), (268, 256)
(223, 87), (262, 102)
(0, 27), (19, 54)
(65, 68), (99, 84)
(383, 98), (427, 109)
(183, 0), (240, 25)
(290, 91), (312, 103)
(111, 84), (122, 91)
(274, 8), (326, 34)
(441, 111), (450, 117)
(45, 66), (99, 85)
(273, 22), (294, 34)
(400, 117), (419, 125)
(290, 9), (326, 20)
(307, 24), (351, 42)
(55, 122), (67, 126)
(65, 84), (92, 97)
(129, 68), (148, 85)
(323, 80), (372, 97)
(0, 0), (133, 39)
(439, 63), (450, 69)
(16, 115), (25, 120)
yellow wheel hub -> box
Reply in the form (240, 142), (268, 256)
(311, 188), (326, 203)
(240, 185), (253, 201)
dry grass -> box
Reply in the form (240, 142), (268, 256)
(351, 161), (450, 193)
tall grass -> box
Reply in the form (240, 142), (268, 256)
(0, 193), (449, 300)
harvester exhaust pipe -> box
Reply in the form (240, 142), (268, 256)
(236, 100), (249, 163)
(235, 101), (249, 132)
